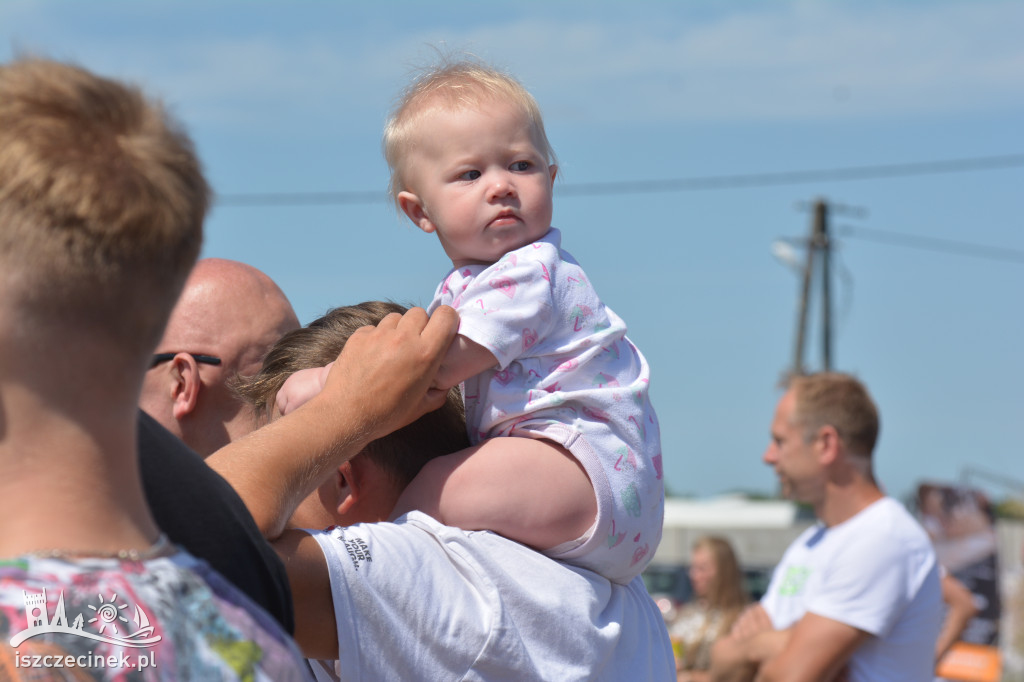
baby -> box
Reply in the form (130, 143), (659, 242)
(280, 59), (663, 583)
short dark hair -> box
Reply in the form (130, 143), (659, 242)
(233, 301), (469, 487)
(786, 372), (880, 457)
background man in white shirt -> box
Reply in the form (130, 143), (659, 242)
(711, 372), (943, 682)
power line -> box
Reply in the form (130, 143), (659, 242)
(216, 190), (386, 207)
(839, 225), (1024, 265)
(557, 153), (1024, 197)
(214, 153), (1024, 207)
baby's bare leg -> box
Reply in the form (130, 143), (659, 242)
(391, 437), (596, 551)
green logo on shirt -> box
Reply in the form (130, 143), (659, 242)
(777, 566), (811, 596)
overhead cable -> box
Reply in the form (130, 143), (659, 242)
(215, 153), (1024, 207)
(840, 225), (1024, 265)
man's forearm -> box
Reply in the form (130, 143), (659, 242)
(711, 629), (791, 682)
(708, 638), (757, 679)
(208, 306), (459, 539)
(207, 397), (370, 539)
(709, 634), (757, 682)
(754, 613), (868, 682)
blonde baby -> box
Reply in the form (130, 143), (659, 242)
(279, 59), (663, 583)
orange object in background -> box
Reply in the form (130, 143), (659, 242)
(935, 641), (1002, 682)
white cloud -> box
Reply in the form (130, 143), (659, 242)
(468, 2), (1024, 123)
(3, 1), (1022, 130)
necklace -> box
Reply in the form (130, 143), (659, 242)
(29, 533), (173, 561)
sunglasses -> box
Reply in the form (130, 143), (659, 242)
(150, 352), (223, 369)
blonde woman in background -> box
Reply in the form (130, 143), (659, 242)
(672, 536), (749, 681)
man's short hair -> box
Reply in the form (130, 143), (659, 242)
(0, 58), (208, 350)
(233, 301), (470, 488)
(383, 56), (557, 209)
(787, 372), (880, 457)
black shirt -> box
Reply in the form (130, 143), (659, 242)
(137, 410), (295, 634)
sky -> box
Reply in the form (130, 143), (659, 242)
(3, 0), (1022, 505)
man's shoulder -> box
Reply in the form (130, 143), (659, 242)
(771, 498), (935, 588)
(308, 513), (674, 681)
(841, 497), (934, 553)
(786, 499), (932, 579)
(1, 553), (310, 680)
(311, 512), (536, 563)
(775, 522), (827, 564)
(137, 409), (295, 634)
(308, 511), (669, 623)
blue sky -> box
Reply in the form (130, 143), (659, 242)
(4, 1), (1022, 503)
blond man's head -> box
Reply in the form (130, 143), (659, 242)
(786, 372), (880, 458)
(0, 57), (208, 355)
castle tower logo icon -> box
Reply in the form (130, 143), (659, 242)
(10, 589), (162, 648)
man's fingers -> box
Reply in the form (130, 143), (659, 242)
(421, 305), (459, 354)
(731, 604), (773, 641)
(392, 306), (428, 330)
(375, 311), (404, 330)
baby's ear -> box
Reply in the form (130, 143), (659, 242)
(398, 191), (435, 234)
(548, 164), (558, 184)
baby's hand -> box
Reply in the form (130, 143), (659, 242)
(276, 364), (333, 416)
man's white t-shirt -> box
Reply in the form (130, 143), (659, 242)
(307, 511), (675, 682)
(761, 497), (943, 681)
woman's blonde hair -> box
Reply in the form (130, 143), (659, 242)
(693, 535), (748, 617)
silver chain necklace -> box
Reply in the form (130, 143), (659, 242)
(28, 533), (173, 561)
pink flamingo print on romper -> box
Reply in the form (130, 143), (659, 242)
(607, 519), (626, 549)
(489, 276), (517, 299)
(571, 304), (592, 332)
(522, 328), (538, 351)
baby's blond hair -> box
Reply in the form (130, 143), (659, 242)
(383, 57), (556, 208)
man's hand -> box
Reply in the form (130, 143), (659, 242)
(314, 306), (459, 443)
(710, 605), (787, 682)
(208, 306), (459, 539)
(730, 603), (775, 640)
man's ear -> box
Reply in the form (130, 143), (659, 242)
(170, 353), (201, 420)
(817, 425), (841, 465)
(397, 191), (435, 234)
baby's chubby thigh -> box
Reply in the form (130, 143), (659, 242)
(394, 436), (597, 551)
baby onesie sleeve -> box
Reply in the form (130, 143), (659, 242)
(448, 248), (561, 370)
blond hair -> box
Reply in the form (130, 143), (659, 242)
(383, 57), (556, 208)
(787, 372), (880, 458)
(693, 535), (748, 615)
(0, 58), (207, 351)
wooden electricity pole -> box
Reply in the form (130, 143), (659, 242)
(792, 199), (833, 375)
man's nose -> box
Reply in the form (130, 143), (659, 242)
(762, 445), (777, 465)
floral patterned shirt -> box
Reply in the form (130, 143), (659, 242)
(0, 550), (311, 681)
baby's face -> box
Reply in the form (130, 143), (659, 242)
(399, 99), (557, 267)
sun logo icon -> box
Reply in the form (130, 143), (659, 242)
(87, 593), (130, 635)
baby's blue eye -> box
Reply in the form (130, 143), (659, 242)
(459, 170), (481, 181)
(510, 161), (531, 172)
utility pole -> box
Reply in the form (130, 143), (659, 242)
(792, 199), (833, 375)
(820, 200), (832, 371)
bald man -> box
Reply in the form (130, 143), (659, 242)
(137, 258), (301, 634)
(141, 257), (301, 456)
